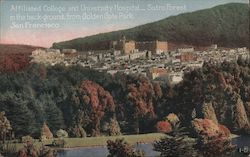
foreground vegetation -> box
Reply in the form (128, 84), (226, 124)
(1, 133), (164, 151)
(0, 59), (249, 139)
(0, 59), (249, 156)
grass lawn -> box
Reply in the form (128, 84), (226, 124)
(63, 133), (165, 148)
(3, 133), (165, 152)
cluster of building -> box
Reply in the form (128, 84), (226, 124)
(30, 37), (250, 85)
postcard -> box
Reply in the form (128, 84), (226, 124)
(0, 0), (249, 157)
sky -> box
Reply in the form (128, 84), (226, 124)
(0, 0), (248, 48)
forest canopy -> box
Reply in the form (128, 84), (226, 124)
(0, 59), (249, 138)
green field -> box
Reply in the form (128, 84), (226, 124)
(3, 133), (165, 152)
(63, 133), (165, 148)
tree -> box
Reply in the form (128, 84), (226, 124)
(41, 94), (65, 134)
(0, 93), (36, 137)
(154, 123), (198, 157)
(107, 138), (144, 157)
(107, 118), (121, 136)
(126, 75), (160, 134)
(74, 80), (116, 136)
(0, 111), (12, 143)
(40, 123), (53, 141)
(197, 135), (235, 157)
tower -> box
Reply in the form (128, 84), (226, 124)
(122, 35), (126, 54)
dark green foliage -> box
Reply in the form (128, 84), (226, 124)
(52, 3), (249, 51)
(107, 138), (145, 157)
(0, 93), (37, 137)
(0, 59), (249, 138)
(52, 138), (66, 147)
(196, 135), (236, 157)
(40, 94), (64, 134)
(154, 123), (198, 157)
(164, 59), (250, 134)
(0, 64), (112, 137)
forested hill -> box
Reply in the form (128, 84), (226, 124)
(0, 44), (44, 72)
(52, 3), (249, 51)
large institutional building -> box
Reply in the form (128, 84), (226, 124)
(110, 36), (168, 55)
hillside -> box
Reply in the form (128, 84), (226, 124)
(0, 44), (44, 72)
(0, 44), (44, 55)
(52, 3), (249, 51)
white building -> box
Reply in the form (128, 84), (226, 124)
(177, 47), (194, 53)
(31, 49), (64, 65)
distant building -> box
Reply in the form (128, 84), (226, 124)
(146, 51), (152, 59)
(210, 44), (218, 50)
(175, 52), (197, 62)
(31, 49), (64, 66)
(112, 50), (122, 56)
(129, 51), (146, 60)
(115, 54), (130, 60)
(177, 47), (194, 53)
(136, 40), (168, 55)
(110, 36), (168, 55)
(62, 49), (77, 54)
(147, 67), (168, 80)
(167, 72), (183, 85)
(110, 36), (136, 54)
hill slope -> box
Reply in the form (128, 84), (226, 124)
(0, 44), (44, 72)
(52, 3), (249, 51)
(0, 44), (44, 55)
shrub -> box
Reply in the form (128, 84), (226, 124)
(56, 129), (68, 138)
(17, 139), (57, 157)
(108, 118), (122, 136)
(218, 124), (231, 137)
(52, 139), (66, 148)
(17, 139), (38, 157)
(0, 111), (12, 142)
(39, 146), (57, 157)
(197, 135), (236, 157)
(191, 118), (231, 138)
(40, 123), (53, 141)
(154, 124), (198, 157)
(154, 136), (198, 157)
(165, 113), (180, 126)
(156, 121), (172, 133)
(70, 125), (87, 138)
(0, 141), (17, 157)
(107, 138), (144, 157)
(21, 135), (34, 143)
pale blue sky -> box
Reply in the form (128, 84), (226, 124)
(0, 0), (248, 47)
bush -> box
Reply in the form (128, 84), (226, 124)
(165, 113), (180, 126)
(218, 124), (231, 137)
(52, 139), (66, 148)
(156, 121), (172, 133)
(108, 118), (122, 136)
(197, 135), (236, 157)
(17, 140), (38, 157)
(39, 146), (57, 157)
(17, 144), (57, 157)
(154, 122), (198, 157)
(40, 123), (53, 141)
(107, 138), (144, 157)
(154, 135), (198, 157)
(21, 135), (34, 143)
(0, 142), (17, 157)
(70, 125), (87, 138)
(56, 129), (68, 138)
